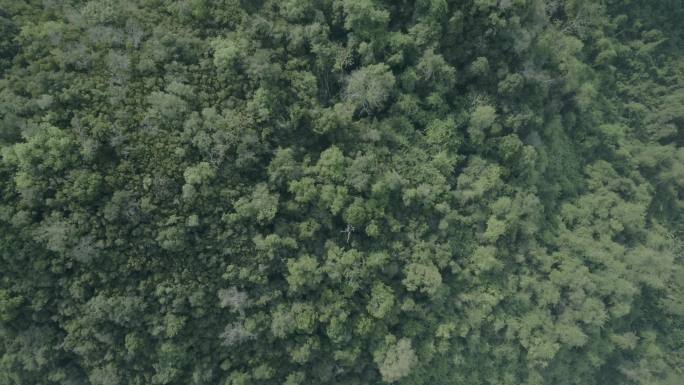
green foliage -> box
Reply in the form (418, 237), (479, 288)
(345, 64), (396, 113)
(367, 283), (395, 319)
(402, 263), (442, 297)
(0, 1), (682, 384)
(374, 337), (418, 383)
(469, 104), (498, 143)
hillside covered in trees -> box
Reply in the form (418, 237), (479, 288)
(1, 1), (683, 384)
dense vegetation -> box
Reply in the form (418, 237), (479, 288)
(1, 1), (682, 384)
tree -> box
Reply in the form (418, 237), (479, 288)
(374, 337), (417, 383)
(345, 64), (396, 113)
(468, 104), (498, 144)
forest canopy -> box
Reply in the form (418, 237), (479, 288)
(0, 1), (683, 384)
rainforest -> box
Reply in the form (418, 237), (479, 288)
(0, 1), (682, 384)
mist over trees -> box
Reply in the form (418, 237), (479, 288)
(0, 1), (682, 384)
